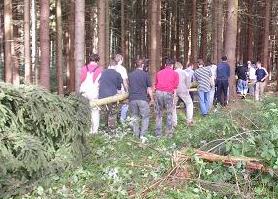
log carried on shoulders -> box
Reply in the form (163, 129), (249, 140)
(90, 93), (128, 108)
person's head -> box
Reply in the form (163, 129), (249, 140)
(165, 58), (175, 69)
(256, 60), (262, 68)
(108, 59), (117, 69)
(135, 58), (144, 69)
(187, 63), (194, 70)
(89, 53), (100, 63)
(175, 62), (183, 69)
(114, 54), (124, 65)
(221, 56), (228, 62)
(197, 59), (204, 67)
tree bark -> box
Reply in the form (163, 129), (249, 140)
(12, 10), (19, 86)
(0, 6), (3, 81)
(150, 0), (159, 83)
(56, 0), (63, 94)
(75, 0), (85, 92)
(191, 0), (197, 62)
(39, 0), (50, 90)
(98, 0), (106, 67)
(24, 0), (31, 84)
(247, 0), (254, 61)
(200, 0), (208, 61)
(157, 0), (162, 67)
(262, 0), (271, 71)
(217, 0), (224, 62)
(120, 0), (125, 56)
(4, 0), (13, 83)
(212, 0), (218, 64)
(31, 0), (38, 84)
(224, 0), (238, 99)
(68, 0), (75, 92)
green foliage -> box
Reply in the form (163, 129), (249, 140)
(0, 83), (91, 197)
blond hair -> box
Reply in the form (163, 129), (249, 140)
(175, 62), (183, 69)
(114, 54), (123, 63)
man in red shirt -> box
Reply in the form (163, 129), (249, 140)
(155, 58), (179, 137)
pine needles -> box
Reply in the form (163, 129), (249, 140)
(0, 83), (91, 197)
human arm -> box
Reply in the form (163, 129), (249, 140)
(261, 68), (269, 82)
(117, 74), (123, 91)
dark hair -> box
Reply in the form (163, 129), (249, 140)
(165, 58), (175, 66)
(89, 53), (100, 62)
(136, 58), (144, 68)
(197, 58), (204, 65)
(221, 56), (227, 61)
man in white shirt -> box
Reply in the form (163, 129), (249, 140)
(114, 54), (129, 122)
(247, 61), (256, 96)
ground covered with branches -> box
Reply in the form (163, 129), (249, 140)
(2, 84), (278, 198)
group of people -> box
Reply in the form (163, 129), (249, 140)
(80, 53), (269, 140)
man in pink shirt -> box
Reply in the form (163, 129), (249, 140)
(80, 53), (102, 134)
(155, 58), (179, 137)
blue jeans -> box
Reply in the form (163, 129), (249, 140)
(129, 100), (150, 137)
(198, 91), (210, 115)
(237, 79), (248, 95)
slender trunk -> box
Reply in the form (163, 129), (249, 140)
(98, 0), (106, 67)
(105, 0), (109, 65)
(200, 0), (208, 61)
(4, 0), (13, 83)
(68, 0), (75, 92)
(224, 0), (238, 98)
(262, 0), (271, 71)
(75, 0), (85, 91)
(183, 0), (190, 65)
(150, 0), (158, 82)
(247, 0), (254, 60)
(85, 2), (92, 62)
(0, 6), (3, 81)
(176, 0), (180, 61)
(217, 0), (224, 62)
(212, 0), (218, 63)
(191, 0), (197, 62)
(31, 0), (37, 84)
(39, 0), (50, 90)
(24, 0), (31, 84)
(157, 0), (162, 67)
(56, 0), (63, 94)
(120, 0), (125, 55)
(12, 12), (19, 85)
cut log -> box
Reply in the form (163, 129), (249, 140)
(194, 149), (274, 173)
(90, 93), (128, 108)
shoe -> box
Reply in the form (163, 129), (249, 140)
(140, 136), (148, 144)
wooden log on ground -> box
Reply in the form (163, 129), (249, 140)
(90, 93), (128, 108)
(194, 149), (274, 173)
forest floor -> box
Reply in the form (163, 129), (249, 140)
(19, 90), (278, 199)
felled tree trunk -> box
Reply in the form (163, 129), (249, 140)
(90, 93), (128, 108)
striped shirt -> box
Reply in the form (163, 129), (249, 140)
(194, 66), (212, 92)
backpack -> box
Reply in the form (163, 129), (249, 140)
(80, 65), (101, 100)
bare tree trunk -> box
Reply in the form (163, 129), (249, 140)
(12, 12), (19, 86)
(191, 0), (197, 62)
(224, 0), (238, 99)
(24, 0), (31, 84)
(183, 0), (190, 65)
(200, 0), (208, 61)
(120, 0), (125, 55)
(157, 0), (162, 67)
(39, 0), (50, 89)
(217, 0), (224, 62)
(68, 0), (75, 92)
(31, 0), (38, 84)
(262, 0), (271, 71)
(98, 0), (106, 67)
(0, 6), (3, 81)
(247, 0), (254, 60)
(56, 0), (63, 94)
(212, 0), (218, 64)
(4, 0), (13, 83)
(150, 0), (159, 82)
(75, 0), (85, 91)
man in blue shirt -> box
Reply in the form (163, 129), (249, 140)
(99, 60), (123, 130)
(216, 56), (230, 106)
(255, 61), (268, 101)
(128, 59), (154, 141)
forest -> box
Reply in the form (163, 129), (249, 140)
(1, 0), (278, 198)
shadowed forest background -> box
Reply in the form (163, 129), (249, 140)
(0, 0), (278, 94)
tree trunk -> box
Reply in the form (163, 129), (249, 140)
(191, 0), (197, 62)
(217, 0), (224, 62)
(68, 0), (75, 92)
(212, 0), (218, 64)
(183, 0), (190, 65)
(0, 6), (3, 81)
(247, 0), (254, 61)
(39, 0), (50, 90)
(4, 0), (13, 83)
(24, 0), (31, 84)
(31, 0), (38, 84)
(200, 0), (208, 61)
(75, 0), (85, 91)
(12, 10), (19, 86)
(157, 0), (162, 67)
(262, 0), (271, 71)
(98, 0), (106, 67)
(150, 0), (159, 83)
(224, 0), (238, 99)
(56, 0), (63, 94)
(120, 0), (125, 55)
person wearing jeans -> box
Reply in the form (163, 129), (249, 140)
(128, 59), (153, 139)
(155, 58), (179, 137)
(172, 62), (194, 126)
(193, 59), (212, 116)
(216, 56), (230, 106)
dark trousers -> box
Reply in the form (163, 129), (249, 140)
(216, 79), (229, 106)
